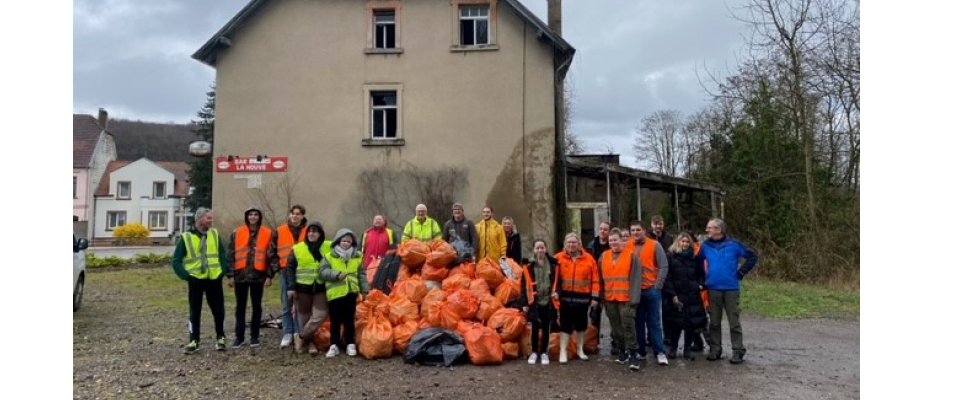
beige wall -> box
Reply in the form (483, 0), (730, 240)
(212, 0), (558, 257)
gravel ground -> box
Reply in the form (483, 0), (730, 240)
(74, 266), (859, 399)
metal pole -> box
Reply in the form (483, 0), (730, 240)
(720, 196), (725, 219)
(673, 184), (681, 231)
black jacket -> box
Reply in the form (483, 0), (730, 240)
(505, 232), (522, 264)
(587, 236), (610, 261)
(662, 250), (707, 329)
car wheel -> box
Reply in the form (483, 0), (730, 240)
(73, 274), (84, 312)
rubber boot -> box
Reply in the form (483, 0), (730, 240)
(559, 333), (570, 364)
(576, 331), (589, 360)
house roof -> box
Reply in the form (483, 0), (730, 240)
(192, 0), (575, 67)
(73, 114), (104, 168)
(95, 159), (192, 198)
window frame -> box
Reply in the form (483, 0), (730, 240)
(452, 1), (498, 51)
(117, 181), (131, 200)
(370, 90), (398, 140)
(362, 84), (405, 146)
(373, 10), (396, 49)
(459, 4), (490, 46)
(153, 181), (166, 199)
(148, 211), (168, 231)
(365, 1), (403, 54)
(106, 211), (127, 230)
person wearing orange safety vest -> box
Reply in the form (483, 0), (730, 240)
(226, 207), (277, 349)
(598, 228), (644, 370)
(272, 204), (308, 349)
(551, 233), (600, 364)
(518, 238), (559, 365)
(625, 220), (670, 366)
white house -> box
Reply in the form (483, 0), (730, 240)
(93, 158), (191, 244)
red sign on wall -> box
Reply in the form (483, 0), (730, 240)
(215, 156), (288, 173)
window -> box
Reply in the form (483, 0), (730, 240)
(148, 211), (168, 230)
(117, 181), (131, 200)
(153, 181), (166, 199)
(73, 176), (78, 199)
(459, 5), (489, 46)
(106, 211), (126, 230)
(371, 91), (398, 139)
(373, 10), (395, 49)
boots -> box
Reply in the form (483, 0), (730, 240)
(294, 333), (305, 354)
(559, 333), (570, 364)
(576, 331), (589, 360)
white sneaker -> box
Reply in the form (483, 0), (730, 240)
(657, 353), (669, 366)
(280, 333), (293, 348)
(528, 353), (538, 365)
(326, 344), (340, 358)
(346, 344), (357, 356)
(540, 353), (550, 365)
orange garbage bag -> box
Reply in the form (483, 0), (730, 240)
(388, 296), (420, 326)
(494, 279), (521, 306)
(398, 240), (430, 268)
(502, 342), (519, 360)
(426, 241), (458, 267)
(584, 324), (599, 354)
(397, 264), (412, 281)
(392, 320), (419, 354)
(519, 323), (533, 357)
(445, 289), (479, 320)
(359, 310), (394, 360)
(477, 258), (505, 290)
(456, 320), (481, 337)
(421, 288), (446, 327)
(486, 308), (526, 343)
(442, 273), (472, 291)
(469, 278), (491, 299)
(313, 320), (332, 352)
(438, 302), (462, 330)
(365, 257), (382, 285)
(392, 276), (429, 304)
(418, 317), (435, 330)
(504, 258), (524, 280)
(464, 325), (504, 365)
(449, 262), (477, 279)
(475, 293), (503, 322)
(421, 262), (449, 281)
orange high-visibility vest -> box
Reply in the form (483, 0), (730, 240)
(553, 251), (599, 301)
(234, 226), (272, 272)
(636, 239), (660, 290)
(276, 224), (307, 269)
(600, 248), (634, 302)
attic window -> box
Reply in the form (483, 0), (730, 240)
(459, 5), (489, 46)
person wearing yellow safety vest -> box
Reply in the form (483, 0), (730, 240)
(401, 204), (442, 243)
(272, 204), (308, 349)
(475, 206), (507, 262)
(319, 228), (369, 358)
(283, 222), (329, 355)
(226, 207), (277, 349)
(171, 207), (229, 354)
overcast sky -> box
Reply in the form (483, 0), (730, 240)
(73, 0), (748, 168)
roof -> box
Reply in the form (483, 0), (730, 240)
(565, 155), (725, 195)
(73, 114), (104, 168)
(95, 159), (191, 197)
(192, 0), (575, 67)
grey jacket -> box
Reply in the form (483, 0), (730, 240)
(319, 228), (369, 296)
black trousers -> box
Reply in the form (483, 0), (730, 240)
(234, 281), (265, 341)
(188, 277), (225, 342)
(530, 304), (555, 354)
(329, 293), (358, 347)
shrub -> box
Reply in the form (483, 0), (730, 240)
(85, 253), (130, 268)
(113, 223), (150, 245)
(134, 253), (172, 264)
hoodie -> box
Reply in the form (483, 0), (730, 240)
(227, 207), (276, 283)
(320, 228), (369, 298)
(283, 222), (327, 292)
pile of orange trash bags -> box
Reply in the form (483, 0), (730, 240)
(352, 239), (532, 365)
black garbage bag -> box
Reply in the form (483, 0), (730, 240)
(372, 251), (403, 295)
(403, 328), (469, 367)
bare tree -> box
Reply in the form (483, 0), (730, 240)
(634, 110), (686, 176)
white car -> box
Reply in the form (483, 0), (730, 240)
(74, 234), (89, 312)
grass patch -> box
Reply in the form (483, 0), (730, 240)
(740, 278), (859, 319)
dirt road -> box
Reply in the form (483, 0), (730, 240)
(73, 267), (858, 399)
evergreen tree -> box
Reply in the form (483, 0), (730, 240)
(184, 86), (215, 221)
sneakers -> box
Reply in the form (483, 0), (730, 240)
(326, 344), (340, 358)
(615, 351), (629, 365)
(250, 337), (261, 348)
(637, 353), (647, 361)
(730, 349), (746, 364)
(706, 348), (722, 361)
(183, 340), (199, 354)
(346, 344), (357, 357)
(232, 338), (245, 349)
(540, 353), (550, 365)
(657, 353), (669, 366)
(528, 353), (539, 365)
(215, 337), (226, 351)
(280, 333), (293, 348)
(628, 353), (641, 371)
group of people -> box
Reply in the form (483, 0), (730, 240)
(171, 203), (757, 370)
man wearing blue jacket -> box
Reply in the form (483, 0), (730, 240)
(698, 218), (758, 364)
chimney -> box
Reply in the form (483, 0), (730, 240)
(547, 0), (561, 36)
(98, 108), (108, 131)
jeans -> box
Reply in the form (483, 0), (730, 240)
(280, 274), (299, 335)
(635, 288), (665, 356)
